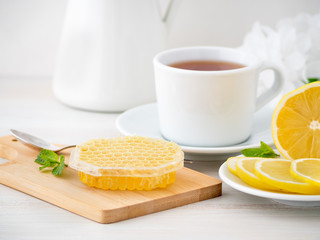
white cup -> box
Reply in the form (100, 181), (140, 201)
(153, 46), (284, 147)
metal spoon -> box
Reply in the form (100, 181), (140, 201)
(9, 129), (193, 163)
(10, 129), (76, 152)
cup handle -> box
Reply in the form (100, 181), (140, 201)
(255, 62), (284, 111)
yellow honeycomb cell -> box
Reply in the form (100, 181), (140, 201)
(69, 136), (184, 190)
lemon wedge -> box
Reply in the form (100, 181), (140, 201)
(290, 158), (320, 188)
(235, 157), (280, 191)
(227, 157), (238, 176)
(272, 82), (320, 159)
(255, 159), (320, 194)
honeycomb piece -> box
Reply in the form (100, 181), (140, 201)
(69, 136), (184, 190)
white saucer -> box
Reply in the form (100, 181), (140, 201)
(116, 103), (274, 160)
(219, 161), (320, 207)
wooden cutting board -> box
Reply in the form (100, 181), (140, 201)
(0, 135), (222, 223)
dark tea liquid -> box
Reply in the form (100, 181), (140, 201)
(169, 60), (245, 71)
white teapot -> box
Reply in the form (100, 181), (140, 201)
(53, 0), (173, 112)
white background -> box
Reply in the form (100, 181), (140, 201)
(0, 0), (319, 78)
(1, 2), (320, 239)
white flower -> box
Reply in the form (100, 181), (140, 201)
(241, 10), (320, 90)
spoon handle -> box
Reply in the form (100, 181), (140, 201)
(55, 145), (76, 153)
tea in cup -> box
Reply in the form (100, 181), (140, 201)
(153, 46), (284, 147)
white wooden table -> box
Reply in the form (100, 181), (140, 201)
(1, 77), (320, 240)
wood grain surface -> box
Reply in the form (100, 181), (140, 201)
(0, 135), (221, 223)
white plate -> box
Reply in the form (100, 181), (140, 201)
(116, 103), (274, 160)
(219, 161), (320, 206)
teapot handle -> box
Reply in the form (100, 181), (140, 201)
(156, 0), (174, 22)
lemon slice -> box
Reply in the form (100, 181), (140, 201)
(69, 136), (184, 190)
(272, 82), (320, 159)
(290, 158), (320, 188)
(235, 157), (280, 191)
(226, 157), (238, 176)
(255, 159), (320, 194)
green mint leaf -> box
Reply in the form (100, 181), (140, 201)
(260, 152), (278, 158)
(308, 78), (319, 83)
(241, 148), (264, 157)
(35, 155), (46, 165)
(34, 149), (66, 176)
(241, 141), (279, 158)
(39, 149), (60, 163)
(303, 78), (319, 84)
(52, 156), (65, 176)
(260, 141), (273, 152)
(39, 159), (58, 171)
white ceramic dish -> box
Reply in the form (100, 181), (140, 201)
(116, 103), (274, 160)
(219, 161), (320, 207)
